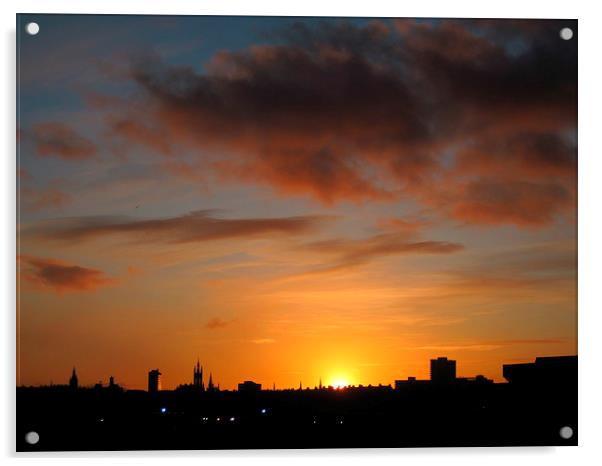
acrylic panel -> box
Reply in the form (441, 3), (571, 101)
(16, 14), (577, 451)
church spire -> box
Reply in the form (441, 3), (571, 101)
(69, 367), (78, 389)
(193, 359), (205, 390)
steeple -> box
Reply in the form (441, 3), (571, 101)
(69, 367), (78, 389)
(192, 359), (203, 387)
(319, 378), (322, 390)
(193, 359), (204, 390)
(207, 372), (214, 392)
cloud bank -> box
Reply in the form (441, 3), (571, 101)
(100, 19), (576, 228)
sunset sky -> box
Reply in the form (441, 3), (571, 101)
(17, 15), (577, 390)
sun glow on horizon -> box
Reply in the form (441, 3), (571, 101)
(331, 378), (350, 389)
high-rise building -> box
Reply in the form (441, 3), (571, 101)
(69, 367), (78, 389)
(148, 369), (161, 393)
(430, 357), (456, 383)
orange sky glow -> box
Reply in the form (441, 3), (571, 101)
(17, 16), (577, 390)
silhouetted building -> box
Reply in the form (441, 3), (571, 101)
(467, 374), (493, 384)
(430, 357), (456, 383)
(238, 380), (262, 393)
(148, 369), (161, 393)
(395, 376), (430, 389)
(69, 367), (78, 389)
(193, 359), (204, 390)
(109, 376), (115, 388)
(207, 372), (215, 392)
(503, 355), (577, 385)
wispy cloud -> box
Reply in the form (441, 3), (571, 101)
(26, 122), (96, 160)
(25, 210), (332, 244)
(20, 186), (72, 212)
(298, 233), (463, 274)
(415, 339), (566, 352)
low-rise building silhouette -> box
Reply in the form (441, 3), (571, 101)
(394, 376), (430, 389)
(503, 355), (577, 385)
(238, 380), (261, 392)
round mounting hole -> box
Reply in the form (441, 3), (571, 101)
(559, 27), (573, 41)
(559, 426), (573, 439)
(25, 431), (40, 445)
(25, 22), (40, 36)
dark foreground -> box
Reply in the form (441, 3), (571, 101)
(17, 379), (576, 451)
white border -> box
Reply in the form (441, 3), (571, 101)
(3, 1), (602, 465)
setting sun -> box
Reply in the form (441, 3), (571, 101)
(331, 378), (350, 389)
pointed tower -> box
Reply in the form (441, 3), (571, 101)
(299, 380), (302, 390)
(193, 360), (205, 391)
(207, 372), (214, 392)
(319, 378), (322, 390)
(69, 367), (78, 389)
(193, 360), (200, 385)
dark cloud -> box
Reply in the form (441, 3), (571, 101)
(25, 210), (331, 244)
(19, 255), (112, 293)
(27, 122), (97, 160)
(104, 19), (576, 226)
(454, 132), (576, 178)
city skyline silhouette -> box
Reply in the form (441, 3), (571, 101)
(17, 353), (578, 450)
(23, 354), (577, 392)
